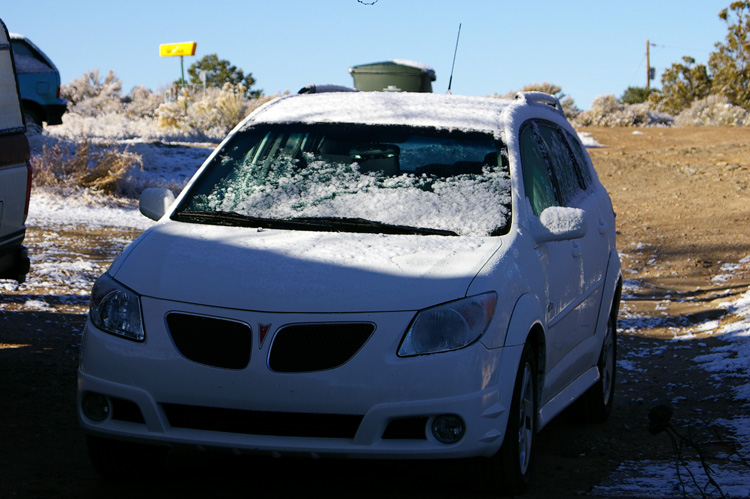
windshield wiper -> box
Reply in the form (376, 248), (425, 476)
(173, 211), (457, 236)
(290, 217), (458, 236)
(173, 210), (320, 231)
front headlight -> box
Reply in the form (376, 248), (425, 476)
(398, 292), (497, 357)
(89, 273), (144, 342)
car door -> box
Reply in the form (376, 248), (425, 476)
(561, 127), (613, 329)
(534, 121), (609, 386)
(519, 122), (584, 401)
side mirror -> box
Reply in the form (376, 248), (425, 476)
(139, 187), (176, 221)
(530, 206), (588, 243)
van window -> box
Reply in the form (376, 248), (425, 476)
(0, 37), (23, 132)
(10, 40), (54, 73)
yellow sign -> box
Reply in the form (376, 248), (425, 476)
(159, 42), (197, 57)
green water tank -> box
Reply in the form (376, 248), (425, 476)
(349, 60), (436, 93)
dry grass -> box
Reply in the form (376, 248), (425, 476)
(31, 137), (142, 196)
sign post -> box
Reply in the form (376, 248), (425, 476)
(159, 42), (197, 88)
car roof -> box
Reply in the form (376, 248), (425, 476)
(246, 91), (518, 135)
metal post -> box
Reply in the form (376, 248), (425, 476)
(180, 55), (185, 88)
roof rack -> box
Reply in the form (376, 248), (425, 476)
(298, 84), (359, 94)
(514, 91), (565, 117)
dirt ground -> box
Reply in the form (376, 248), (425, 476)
(1, 127), (749, 498)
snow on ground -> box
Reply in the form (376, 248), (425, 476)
(594, 283), (750, 498)
(29, 191), (154, 230)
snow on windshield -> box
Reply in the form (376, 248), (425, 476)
(183, 125), (512, 236)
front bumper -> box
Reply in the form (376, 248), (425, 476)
(78, 298), (522, 459)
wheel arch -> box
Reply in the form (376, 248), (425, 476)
(21, 99), (45, 124)
(503, 293), (547, 408)
(597, 251), (623, 343)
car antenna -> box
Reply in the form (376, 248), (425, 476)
(447, 23), (462, 94)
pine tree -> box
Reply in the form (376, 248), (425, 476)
(654, 57), (712, 115)
(708, 1), (750, 109)
(184, 54), (261, 97)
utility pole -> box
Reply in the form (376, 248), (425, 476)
(646, 40), (656, 89)
(646, 40), (651, 89)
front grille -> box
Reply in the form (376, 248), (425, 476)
(110, 397), (146, 424)
(382, 417), (428, 440)
(166, 313), (252, 369)
(269, 323), (375, 373)
(162, 403), (363, 439)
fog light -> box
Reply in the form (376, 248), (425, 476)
(431, 415), (465, 444)
(82, 392), (111, 422)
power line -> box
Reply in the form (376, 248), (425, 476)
(649, 42), (706, 52)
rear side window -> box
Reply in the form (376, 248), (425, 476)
(564, 130), (594, 187)
(0, 30), (24, 133)
(10, 40), (54, 74)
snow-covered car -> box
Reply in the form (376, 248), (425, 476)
(78, 90), (621, 493)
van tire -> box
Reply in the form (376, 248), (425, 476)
(23, 110), (43, 135)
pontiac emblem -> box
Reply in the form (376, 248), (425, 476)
(258, 323), (271, 348)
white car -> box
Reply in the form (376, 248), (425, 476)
(78, 90), (621, 493)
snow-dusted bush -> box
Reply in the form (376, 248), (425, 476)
(58, 71), (282, 141)
(675, 94), (750, 126)
(124, 85), (163, 119)
(573, 95), (674, 127)
(31, 137), (142, 196)
(44, 112), (203, 143)
(156, 83), (279, 140)
(61, 70), (124, 116)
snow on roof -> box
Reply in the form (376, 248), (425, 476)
(247, 92), (512, 134)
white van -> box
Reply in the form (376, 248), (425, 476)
(0, 18), (32, 282)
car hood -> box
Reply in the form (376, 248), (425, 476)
(110, 221), (502, 313)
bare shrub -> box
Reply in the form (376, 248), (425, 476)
(124, 86), (162, 119)
(31, 137), (142, 196)
(675, 94), (750, 126)
(157, 84), (281, 140)
(574, 95), (674, 127)
(61, 70), (124, 117)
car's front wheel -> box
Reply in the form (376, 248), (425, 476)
(86, 435), (168, 481)
(472, 342), (537, 494)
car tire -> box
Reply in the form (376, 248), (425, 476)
(570, 314), (617, 423)
(472, 342), (537, 495)
(86, 435), (168, 481)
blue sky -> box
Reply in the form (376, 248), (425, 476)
(3, 0), (731, 109)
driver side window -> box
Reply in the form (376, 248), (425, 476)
(519, 125), (557, 216)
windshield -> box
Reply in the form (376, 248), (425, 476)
(176, 123), (512, 236)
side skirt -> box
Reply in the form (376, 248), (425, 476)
(537, 366), (598, 430)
